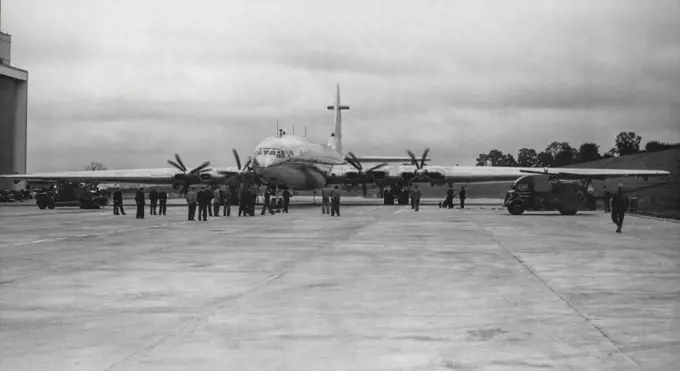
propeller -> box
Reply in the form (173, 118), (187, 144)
(167, 153), (211, 196)
(344, 152), (387, 196)
(218, 149), (263, 186)
(406, 148), (430, 184)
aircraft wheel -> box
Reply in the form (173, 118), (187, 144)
(507, 202), (525, 215)
(558, 209), (578, 215)
(47, 203), (55, 210)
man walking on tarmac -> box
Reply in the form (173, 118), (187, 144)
(459, 186), (466, 209)
(186, 187), (197, 221)
(411, 184), (422, 211)
(158, 187), (168, 215)
(321, 187), (331, 214)
(213, 186), (222, 217)
(149, 188), (159, 215)
(610, 183), (630, 233)
(135, 187), (146, 219)
(282, 188), (292, 213)
(113, 187), (125, 215)
(330, 185), (341, 216)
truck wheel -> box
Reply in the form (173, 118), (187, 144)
(38, 201), (47, 209)
(558, 209), (577, 215)
(47, 203), (55, 210)
(507, 202), (525, 215)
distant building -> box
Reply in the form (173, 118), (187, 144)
(0, 4), (29, 190)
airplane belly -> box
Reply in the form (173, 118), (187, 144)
(261, 166), (325, 190)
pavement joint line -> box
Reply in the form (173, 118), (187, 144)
(102, 210), (386, 371)
(474, 223), (646, 371)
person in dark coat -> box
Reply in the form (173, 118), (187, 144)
(221, 187), (232, 216)
(459, 186), (466, 209)
(261, 187), (275, 215)
(610, 184), (630, 233)
(330, 185), (342, 216)
(238, 186), (249, 216)
(410, 184), (422, 211)
(158, 187), (168, 215)
(135, 187), (145, 219)
(446, 185), (455, 209)
(113, 187), (125, 215)
(198, 188), (210, 221)
(149, 188), (159, 215)
(282, 188), (292, 213)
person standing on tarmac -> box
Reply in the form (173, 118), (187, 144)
(158, 187), (168, 216)
(411, 184), (422, 211)
(459, 186), (466, 209)
(213, 186), (222, 217)
(610, 183), (630, 233)
(261, 186), (275, 215)
(330, 185), (341, 216)
(238, 186), (248, 216)
(602, 185), (611, 213)
(113, 187), (125, 215)
(186, 187), (197, 221)
(135, 187), (146, 219)
(149, 188), (159, 215)
(446, 185), (455, 209)
(321, 187), (331, 215)
(282, 188), (292, 213)
(207, 187), (214, 217)
(221, 186), (232, 216)
(198, 187), (211, 221)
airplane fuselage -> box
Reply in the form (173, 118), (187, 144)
(253, 134), (346, 190)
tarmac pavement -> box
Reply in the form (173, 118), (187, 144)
(0, 204), (678, 370)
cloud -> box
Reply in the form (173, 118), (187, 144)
(2, 0), (679, 172)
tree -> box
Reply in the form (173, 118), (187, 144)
(517, 148), (538, 167)
(498, 154), (518, 167)
(578, 142), (601, 163)
(536, 151), (554, 167)
(85, 161), (107, 171)
(476, 153), (489, 166)
(487, 149), (505, 166)
(614, 131), (642, 156)
(602, 148), (617, 159)
(645, 140), (672, 152)
(555, 149), (577, 167)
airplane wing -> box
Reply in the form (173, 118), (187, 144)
(352, 156), (431, 164)
(0, 167), (244, 185)
(518, 167), (671, 180)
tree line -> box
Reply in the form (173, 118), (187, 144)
(476, 132), (680, 167)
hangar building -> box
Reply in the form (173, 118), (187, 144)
(0, 4), (29, 190)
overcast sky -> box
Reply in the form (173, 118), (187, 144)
(3, 0), (679, 171)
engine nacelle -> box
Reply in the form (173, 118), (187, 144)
(344, 171), (360, 180)
(199, 173), (213, 182)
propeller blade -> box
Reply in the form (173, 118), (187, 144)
(233, 149), (242, 170)
(420, 148), (430, 169)
(345, 156), (361, 171)
(407, 150), (419, 168)
(167, 160), (185, 172)
(348, 152), (363, 170)
(190, 161), (211, 174)
(174, 154), (187, 172)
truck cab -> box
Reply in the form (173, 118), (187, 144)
(504, 175), (595, 215)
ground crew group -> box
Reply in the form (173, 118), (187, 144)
(320, 185), (342, 216)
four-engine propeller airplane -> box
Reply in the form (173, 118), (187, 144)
(0, 85), (672, 194)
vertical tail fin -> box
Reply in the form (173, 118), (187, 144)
(327, 83), (349, 155)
